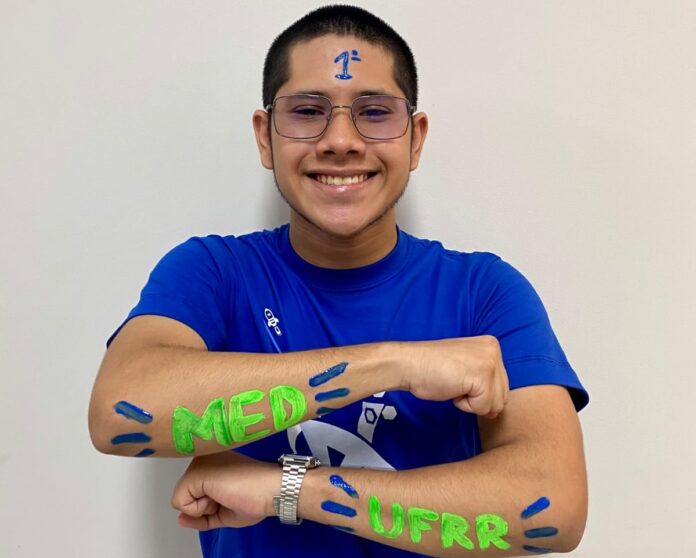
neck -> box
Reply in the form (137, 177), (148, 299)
(288, 211), (398, 269)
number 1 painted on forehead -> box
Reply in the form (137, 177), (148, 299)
(334, 49), (361, 80)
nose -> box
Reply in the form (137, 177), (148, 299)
(316, 106), (365, 156)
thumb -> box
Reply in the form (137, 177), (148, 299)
(177, 511), (226, 531)
(452, 395), (493, 416)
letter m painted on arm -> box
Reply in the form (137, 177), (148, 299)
(172, 398), (232, 454)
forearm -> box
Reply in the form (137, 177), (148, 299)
(297, 443), (586, 557)
(89, 342), (401, 457)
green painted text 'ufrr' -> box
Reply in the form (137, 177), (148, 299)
(368, 495), (510, 551)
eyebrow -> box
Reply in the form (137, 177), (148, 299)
(286, 89), (394, 97)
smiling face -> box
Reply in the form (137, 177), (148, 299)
(253, 34), (428, 252)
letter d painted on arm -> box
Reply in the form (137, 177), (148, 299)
(269, 385), (308, 431)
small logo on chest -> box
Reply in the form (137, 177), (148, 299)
(264, 308), (282, 336)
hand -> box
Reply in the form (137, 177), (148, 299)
(171, 451), (279, 530)
(403, 335), (509, 419)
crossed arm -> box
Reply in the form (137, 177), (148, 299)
(89, 315), (587, 556)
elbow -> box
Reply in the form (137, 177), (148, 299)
(554, 484), (588, 553)
(562, 504), (588, 553)
(88, 399), (118, 455)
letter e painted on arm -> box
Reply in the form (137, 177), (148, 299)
(229, 389), (270, 442)
(269, 385), (307, 431)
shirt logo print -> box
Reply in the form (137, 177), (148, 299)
(264, 308), (282, 336)
(358, 392), (397, 443)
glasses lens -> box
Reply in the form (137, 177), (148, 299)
(273, 95), (331, 139)
(353, 96), (410, 139)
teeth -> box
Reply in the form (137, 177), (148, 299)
(315, 174), (369, 185)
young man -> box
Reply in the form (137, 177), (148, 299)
(89, 5), (589, 557)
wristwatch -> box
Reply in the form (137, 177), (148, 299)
(272, 454), (321, 525)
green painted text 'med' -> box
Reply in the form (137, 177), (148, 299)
(172, 385), (307, 454)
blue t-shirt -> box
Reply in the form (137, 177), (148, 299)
(109, 224), (588, 558)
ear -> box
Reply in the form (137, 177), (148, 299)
(252, 109), (274, 169)
(409, 112), (429, 171)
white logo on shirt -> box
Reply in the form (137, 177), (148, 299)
(287, 422), (395, 470)
(357, 401), (397, 443)
(286, 392), (398, 469)
(264, 308), (282, 336)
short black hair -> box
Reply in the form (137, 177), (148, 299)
(262, 5), (418, 108)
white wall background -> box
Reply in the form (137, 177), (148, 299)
(1, 1), (694, 556)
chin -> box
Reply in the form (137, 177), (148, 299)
(316, 219), (371, 239)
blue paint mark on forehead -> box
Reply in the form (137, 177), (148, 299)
(334, 49), (361, 80)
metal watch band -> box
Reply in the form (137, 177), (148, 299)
(273, 454), (320, 525)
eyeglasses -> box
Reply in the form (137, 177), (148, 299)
(265, 94), (415, 140)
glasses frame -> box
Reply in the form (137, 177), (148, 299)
(265, 94), (416, 140)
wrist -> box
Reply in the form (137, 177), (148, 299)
(380, 341), (412, 391)
(273, 454), (320, 525)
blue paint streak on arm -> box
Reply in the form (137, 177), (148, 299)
(111, 433), (152, 445)
(113, 401), (153, 424)
(315, 388), (350, 402)
(524, 527), (558, 538)
(135, 448), (156, 457)
(321, 501), (357, 518)
(316, 407), (337, 415)
(521, 497), (551, 519)
(522, 545), (553, 554)
(332, 525), (355, 533)
(329, 475), (359, 498)
(309, 362), (348, 387)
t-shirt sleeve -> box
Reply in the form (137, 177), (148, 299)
(106, 237), (231, 351)
(471, 254), (589, 411)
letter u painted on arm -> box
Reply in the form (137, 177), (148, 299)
(368, 495), (405, 539)
(172, 398), (232, 454)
